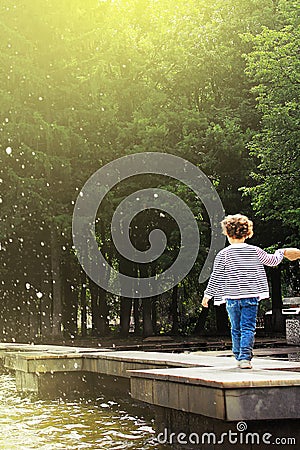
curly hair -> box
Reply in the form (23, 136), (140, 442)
(221, 214), (253, 239)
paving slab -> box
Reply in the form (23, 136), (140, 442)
(3, 346), (300, 374)
(129, 363), (300, 388)
(0, 343), (105, 354)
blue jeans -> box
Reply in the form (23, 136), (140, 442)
(226, 298), (259, 361)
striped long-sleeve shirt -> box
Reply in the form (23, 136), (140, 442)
(204, 243), (285, 305)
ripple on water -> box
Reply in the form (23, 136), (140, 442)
(0, 374), (168, 450)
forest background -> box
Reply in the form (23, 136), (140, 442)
(0, 0), (299, 342)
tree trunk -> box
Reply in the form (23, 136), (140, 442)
(133, 298), (141, 335)
(89, 278), (109, 336)
(171, 284), (179, 334)
(26, 295), (39, 341)
(80, 272), (87, 337)
(142, 297), (153, 337)
(120, 297), (132, 337)
(8, 294), (19, 341)
(119, 257), (134, 337)
(151, 296), (158, 335)
(97, 251), (110, 336)
(270, 266), (284, 333)
(40, 286), (52, 340)
(89, 279), (101, 335)
(62, 272), (78, 338)
(50, 230), (63, 338)
(0, 295), (4, 340)
(98, 286), (109, 335)
(39, 262), (52, 340)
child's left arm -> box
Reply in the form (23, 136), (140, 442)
(202, 296), (211, 308)
(201, 251), (225, 308)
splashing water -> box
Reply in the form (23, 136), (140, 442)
(0, 374), (168, 450)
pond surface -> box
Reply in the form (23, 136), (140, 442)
(0, 374), (169, 450)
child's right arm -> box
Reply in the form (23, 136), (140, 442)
(283, 248), (300, 261)
(255, 247), (285, 266)
(255, 247), (300, 266)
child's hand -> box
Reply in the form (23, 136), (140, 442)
(284, 248), (300, 261)
(202, 296), (210, 308)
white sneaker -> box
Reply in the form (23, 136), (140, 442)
(239, 360), (252, 369)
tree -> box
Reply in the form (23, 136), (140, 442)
(1, 0), (292, 340)
(243, 1), (300, 331)
(244, 3), (300, 241)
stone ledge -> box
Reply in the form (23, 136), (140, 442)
(130, 366), (300, 421)
(1, 344), (300, 422)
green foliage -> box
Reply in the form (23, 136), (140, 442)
(244, 2), (300, 239)
(0, 0), (297, 338)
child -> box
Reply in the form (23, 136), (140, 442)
(202, 214), (300, 369)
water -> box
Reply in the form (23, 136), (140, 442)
(0, 374), (168, 450)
